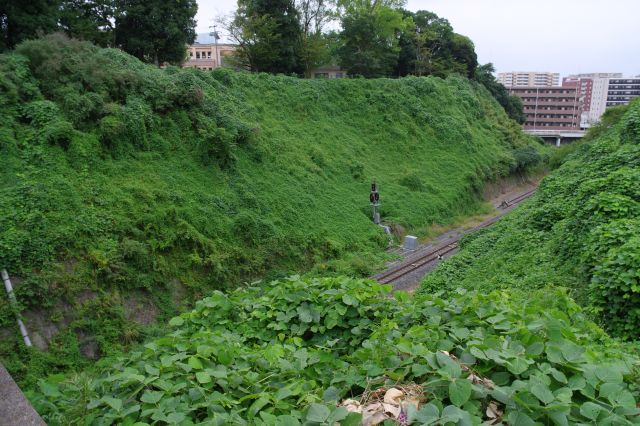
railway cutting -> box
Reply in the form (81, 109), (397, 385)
(372, 187), (537, 291)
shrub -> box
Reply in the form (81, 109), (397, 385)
(590, 236), (640, 338)
(620, 99), (640, 145)
(28, 277), (640, 425)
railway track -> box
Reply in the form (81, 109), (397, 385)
(373, 188), (537, 285)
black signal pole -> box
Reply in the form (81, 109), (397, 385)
(370, 181), (380, 224)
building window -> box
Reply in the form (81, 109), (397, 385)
(207, 52), (211, 59)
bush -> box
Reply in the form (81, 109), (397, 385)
(620, 99), (640, 145)
(29, 277), (640, 425)
(420, 100), (640, 339)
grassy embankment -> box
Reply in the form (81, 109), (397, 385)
(420, 99), (640, 341)
(0, 35), (546, 385)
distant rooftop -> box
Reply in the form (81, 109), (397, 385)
(194, 32), (234, 45)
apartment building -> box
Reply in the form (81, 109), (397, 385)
(310, 65), (346, 79)
(508, 86), (582, 131)
(607, 77), (640, 107)
(183, 43), (236, 70)
(498, 71), (560, 87)
(563, 73), (622, 127)
(562, 77), (592, 127)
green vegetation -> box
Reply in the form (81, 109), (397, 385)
(420, 98), (640, 339)
(1, 0), (198, 64)
(0, 35), (545, 385)
(29, 276), (640, 424)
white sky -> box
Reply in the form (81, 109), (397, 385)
(196, 0), (640, 77)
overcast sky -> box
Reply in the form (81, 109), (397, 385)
(196, 0), (640, 78)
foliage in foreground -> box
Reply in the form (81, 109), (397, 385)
(30, 276), (640, 425)
(420, 99), (640, 339)
(0, 34), (547, 384)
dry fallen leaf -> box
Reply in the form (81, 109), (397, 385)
(383, 388), (404, 404)
(342, 399), (362, 413)
(362, 411), (388, 426)
(382, 402), (401, 418)
(485, 401), (503, 425)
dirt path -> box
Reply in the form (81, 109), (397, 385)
(373, 177), (541, 293)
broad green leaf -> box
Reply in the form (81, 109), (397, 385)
(614, 390), (636, 408)
(580, 402), (603, 420)
(507, 412), (536, 426)
(415, 403), (439, 422)
(322, 386), (340, 402)
(297, 305), (313, 323)
(168, 316), (184, 326)
(260, 412), (278, 424)
(546, 345), (565, 364)
(195, 371), (211, 384)
(560, 341), (585, 362)
(188, 356), (203, 370)
(449, 379), (472, 406)
(340, 413), (362, 426)
(342, 294), (358, 306)
(550, 368), (568, 384)
(248, 397), (270, 417)
(140, 391), (163, 404)
(102, 396), (122, 412)
(166, 412), (186, 424)
(491, 371), (512, 386)
(327, 407), (349, 423)
(567, 375), (586, 390)
(440, 405), (464, 422)
(144, 364), (159, 376)
(39, 381), (61, 398)
(596, 366), (623, 384)
(412, 363), (430, 377)
(599, 382), (623, 401)
(275, 386), (294, 401)
(548, 410), (569, 426)
(526, 342), (545, 356)
(306, 403), (330, 422)
(531, 382), (555, 405)
(506, 358), (528, 375)
(275, 415), (301, 426)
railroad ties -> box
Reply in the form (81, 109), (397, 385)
(372, 188), (537, 287)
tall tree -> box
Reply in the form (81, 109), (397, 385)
(114, 0), (197, 66)
(449, 33), (477, 78)
(296, 0), (335, 76)
(228, 0), (303, 74)
(474, 63), (525, 123)
(395, 10), (476, 78)
(336, 0), (409, 78)
(0, 0), (60, 51)
(59, 0), (116, 47)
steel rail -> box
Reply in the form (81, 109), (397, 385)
(374, 188), (537, 285)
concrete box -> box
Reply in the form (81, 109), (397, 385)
(403, 235), (418, 250)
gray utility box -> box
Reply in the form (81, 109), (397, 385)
(403, 235), (418, 250)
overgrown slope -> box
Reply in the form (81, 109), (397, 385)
(30, 277), (640, 425)
(0, 35), (544, 381)
(420, 99), (640, 339)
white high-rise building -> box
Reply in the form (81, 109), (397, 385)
(497, 71), (560, 87)
(564, 73), (623, 127)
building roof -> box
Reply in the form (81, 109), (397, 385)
(312, 65), (344, 72)
(193, 32), (237, 45)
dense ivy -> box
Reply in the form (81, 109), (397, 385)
(0, 34), (549, 384)
(420, 99), (640, 339)
(29, 277), (639, 425)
